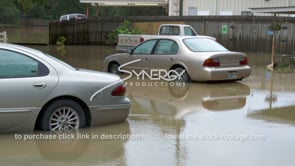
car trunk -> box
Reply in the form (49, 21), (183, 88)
(212, 52), (247, 67)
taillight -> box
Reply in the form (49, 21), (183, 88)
(111, 85), (126, 96)
(240, 57), (248, 65)
(140, 37), (144, 43)
(203, 58), (220, 67)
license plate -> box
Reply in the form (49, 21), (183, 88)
(228, 71), (237, 79)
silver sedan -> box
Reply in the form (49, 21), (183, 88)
(0, 43), (130, 132)
(103, 36), (251, 82)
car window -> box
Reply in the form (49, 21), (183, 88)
(183, 38), (228, 52)
(0, 49), (49, 78)
(133, 40), (157, 55)
(60, 16), (68, 21)
(69, 15), (75, 20)
(77, 14), (86, 19)
(184, 27), (196, 36)
(159, 26), (180, 35)
(154, 39), (179, 55)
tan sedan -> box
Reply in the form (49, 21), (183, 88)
(103, 36), (251, 82)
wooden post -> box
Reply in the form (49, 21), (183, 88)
(269, 70), (274, 110)
(271, 13), (276, 65)
(96, 4), (99, 17)
(0, 31), (7, 42)
(165, 4), (168, 16)
(267, 13), (277, 71)
(86, 3), (89, 18)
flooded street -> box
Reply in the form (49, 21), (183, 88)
(1, 45), (295, 166)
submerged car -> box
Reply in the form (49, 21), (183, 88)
(103, 36), (251, 82)
(0, 43), (130, 132)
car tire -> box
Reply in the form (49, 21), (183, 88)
(39, 99), (86, 131)
(168, 82), (190, 98)
(108, 63), (120, 74)
(174, 67), (191, 82)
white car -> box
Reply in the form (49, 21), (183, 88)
(59, 13), (87, 22)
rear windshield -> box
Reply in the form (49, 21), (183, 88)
(183, 38), (228, 52)
(159, 26), (180, 35)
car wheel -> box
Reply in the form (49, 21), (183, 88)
(108, 63), (120, 74)
(174, 67), (191, 82)
(168, 82), (190, 98)
(39, 99), (86, 131)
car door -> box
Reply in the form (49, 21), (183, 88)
(150, 39), (180, 70)
(124, 39), (157, 72)
(0, 49), (58, 130)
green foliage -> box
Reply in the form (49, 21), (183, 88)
(56, 46), (66, 56)
(276, 63), (292, 73)
(0, 0), (166, 19)
(17, 0), (35, 16)
(106, 20), (141, 45)
(99, 6), (166, 16)
(53, 0), (85, 19)
(56, 36), (66, 56)
(0, 0), (20, 18)
(268, 23), (281, 31)
(0, 0), (86, 19)
(56, 36), (66, 46)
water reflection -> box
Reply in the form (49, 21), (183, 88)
(28, 45), (119, 71)
(2, 45), (294, 166)
(125, 79), (295, 166)
(247, 70), (295, 125)
(0, 122), (130, 165)
(128, 81), (250, 119)
(126, 82), (250, 165)
(246, 53), (295, 91)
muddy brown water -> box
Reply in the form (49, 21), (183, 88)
(1, 45), (295, 166)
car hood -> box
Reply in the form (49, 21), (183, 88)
(105, 52), (129, 60)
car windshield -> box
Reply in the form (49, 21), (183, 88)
(45, 54), (76, 70)
(183, 38), (228, 52)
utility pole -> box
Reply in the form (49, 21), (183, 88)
(179, 0), (183, 16)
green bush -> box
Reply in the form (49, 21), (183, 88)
(56, 36), (66, 56)
(268, 23), (281, 31)
(56, 36), (66, 46)
(106, 20), (141, 45)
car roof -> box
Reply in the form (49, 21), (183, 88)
(143, 35), (214, 41)
(0, 42), (43, 56)
(60, 13), (86, 17)
(0, 42), (76, 71)
(160, 24), (192, 27)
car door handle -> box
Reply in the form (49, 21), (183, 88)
(169, 58), (175, 61)
(33, 82), (47, 89)
(144, 57), (148, 61)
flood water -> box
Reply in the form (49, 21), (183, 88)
(1, 45), (295, 166)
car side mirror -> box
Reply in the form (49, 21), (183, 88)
(128, 49), (133, 55)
